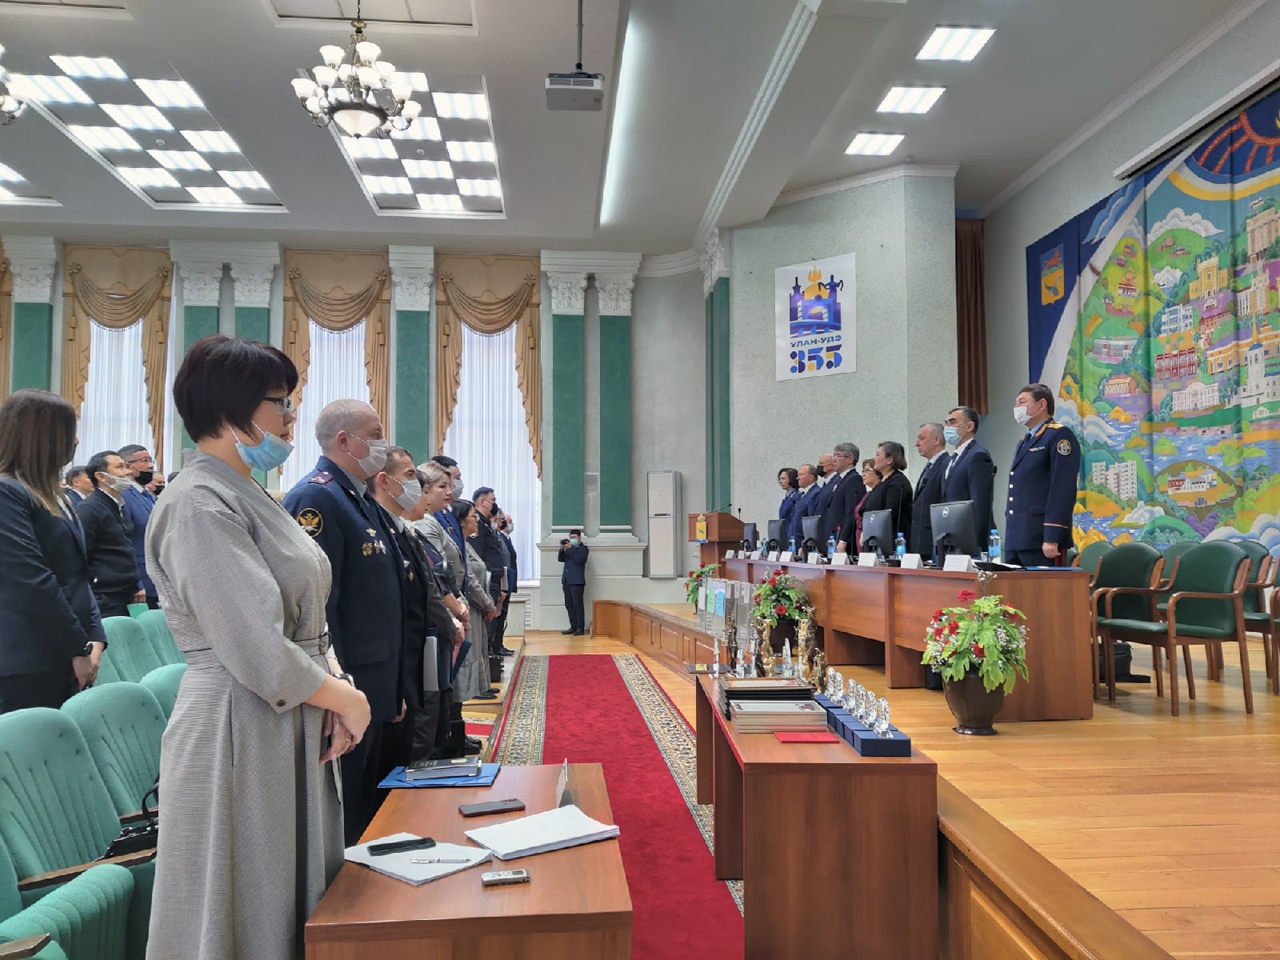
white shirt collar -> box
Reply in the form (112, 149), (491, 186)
(953, 438), (974, 458)
(927, 449), (947, 466)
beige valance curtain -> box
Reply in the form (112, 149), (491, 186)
(62, 246), (173, 466)
(283, 250), (391, 429)
(435, 254), (542, 475)
(0, 251), (11, 401)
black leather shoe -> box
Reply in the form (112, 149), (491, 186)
(561, 628), (574, 634)
(572, 629), (586, 636)
(499, 647), (516, 657)
(463, 736), (482, 755)
(474, 689), (499, 700)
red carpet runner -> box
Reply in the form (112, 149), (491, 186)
(539, 655), (744, 960)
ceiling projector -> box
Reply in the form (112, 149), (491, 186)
(546, 71), (606, 111)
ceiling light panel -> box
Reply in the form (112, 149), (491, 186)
(877, 86), (945, 114)
(845, 133), (904, 156)
(0, 163), (24, 183)
(916, 27), (995, 62)
(332, 73), (504, 218)
(13, 55), (281, 209)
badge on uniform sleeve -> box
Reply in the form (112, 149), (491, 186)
(1057, 438), (1072, 456)
(297, 508), (323, 538)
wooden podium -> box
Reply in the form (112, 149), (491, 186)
(688, 512), (743, 568)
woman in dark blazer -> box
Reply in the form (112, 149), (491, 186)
(860, 441), (913, 548)
(0, 389), (106, 713)
(777, 467), (799, 528)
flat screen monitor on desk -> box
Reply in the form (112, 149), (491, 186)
(766, 518), (787, 552)
(932, 500), (980, 558)
(741, 522), (758, 552)
(800, 515), (822, 555)
(860, 509), (893, 559)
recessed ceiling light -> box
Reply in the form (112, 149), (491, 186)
(458, 178), (501, 197)
(400, 72), (430, 92)
(117, 167), (180, 188)
(417, 193), (464, 212)
(0, 186), (12, 199)
(0, 163), (24, 183)
(390, 118), (442, 141)
(432, 92), (488, 120)
(446, 141), (495, 163)
(187, 186), (243, 205)
(148, 149), (210, 171)
(181, 129), (240, 153)
(49, 56), (126, 80)
(102, 103), (173, 130)
(845, 133), (904, 156)
(402, 159), (453, 179)
(877, 86), (945, 114)
(362, 174), (413, 195)
(916, 27), (995, 62)
(6, 74), (92, 104)
(343, 136), (398, 159)
(219, 170), (269, 190)
(135, 79), (204, 109)
(68, 125), (142, 151)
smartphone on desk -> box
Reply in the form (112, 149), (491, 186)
(459, 798), (525, 818)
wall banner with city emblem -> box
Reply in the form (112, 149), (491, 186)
(1027, 86), (1280, 554)
(775, 253), (855, 381)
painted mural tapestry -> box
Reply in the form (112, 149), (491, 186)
(1027, 90), (1280, 553)
(774, 253), (855, 381)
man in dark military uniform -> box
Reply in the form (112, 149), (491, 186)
(283, 398), (404, 844)
(1005, 383), (1082, 567)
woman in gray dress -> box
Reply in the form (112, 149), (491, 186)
(145, 336), (371, 960)
(452, 499), (495, 703)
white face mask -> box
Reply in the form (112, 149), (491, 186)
(350, 434), (389, 476)
(391, 476), (421, 511)
(452, 479), (464, 500)
(100, 473), (133, 496)
(1013, 405), (1031, 427)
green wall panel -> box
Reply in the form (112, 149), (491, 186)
(551, 312), (585, 528)
(394, 309), (430, 460)
(705, 278), (731, 512)
(598, 314), (632, 529)
(235, 305), (270, 345)
(180, 306), (220, 451)
(11, 302), (53, 392)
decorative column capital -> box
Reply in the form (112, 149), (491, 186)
(3, 235), (58, 303)
(701, 228), (731, 298)
(229, 263), (275, 308)
(178, 262), (224, 307)
(388, 245), (435, 311)
(595, 275), (635, 316)
(546, 272), (588, 314)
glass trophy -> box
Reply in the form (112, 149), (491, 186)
(781, 638), (793, 678)
(874, 698), (893, 738)
(863, 690), (877, 725)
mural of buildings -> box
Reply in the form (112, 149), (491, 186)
(1206, 342), (1241, 375)
(1104, 374), (1136, 397)
(1092, 338), (1137, 364)
(1155, 347), (1197, 379)
(1236, 271), (1271, 317)
(1159, 302), (1196, 335)
(1117, 268), (1140, 298)
(1247, 206), (1280, 261)
(1235, 337), (1280, 407)
(1189, 257), (1230, 300)
(1091, 459), (1138, 500)
(1171, 379), (1221, 413)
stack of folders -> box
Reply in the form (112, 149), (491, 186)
(730, 699), (828, 734)
(465, 805), (620, 861)
(715, 676), (812, 717)
(404, 756), (482, 782)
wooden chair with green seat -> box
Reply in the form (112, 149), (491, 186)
(1076, 540), (1113, 586)
(1245, 550), (1280, 695)
(1154, 541), (1197, 616)
(1099, 540), (1252, 716)
(1226, 540), (1272, 683)
(1088, 542), (1163, 701)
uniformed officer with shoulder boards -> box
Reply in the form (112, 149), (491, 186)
(1005, 383), (1081, 567)
(284, 398), (404, 844)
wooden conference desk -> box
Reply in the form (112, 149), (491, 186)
(305, 764), (633, 960)
(695, 675), (938, 959)
(722, 558), (1092, 722)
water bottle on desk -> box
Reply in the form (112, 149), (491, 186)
(788, 537), (797, 557)
(894, 532), (906, 561)
(988, 529), (1001, 564)
(827, 535), (836, 561)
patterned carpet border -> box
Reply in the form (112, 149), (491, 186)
(612, 654), (744, 914)
(493, 654), (548, 765)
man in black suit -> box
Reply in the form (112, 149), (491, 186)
(470, 487), (507, 661)
(824, 442), (866, 553)
(910, 423), (951, 561)
(75, 451), (146, 618)
(64, 466), (93, 503)
(941, 406), (996, 554)
(495, 512), (517, 657)
(558, 530), (589, 635)
(787, 464), (821, 547)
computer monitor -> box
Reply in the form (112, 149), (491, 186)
(741, 522), (758, 552)
(932, 500), (980, 558)
(766, 518), (787, 552)
(860, 509), (893, 559)
(800, 515), (823, 554)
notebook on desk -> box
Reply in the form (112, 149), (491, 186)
(464, 804), (620, 861)
(345, 833), (491, 886)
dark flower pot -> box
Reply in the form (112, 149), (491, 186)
(943, 671), (1006, 735)
(768, 619), (797, 653)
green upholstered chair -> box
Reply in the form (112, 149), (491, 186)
(0, 710), (154, 960)
(1154, 541), (1198, 615)
(1243, 551), (1280, 695)
(139, 664), (185, 719)
(100, 618), (164, 684)
(1088, 543), (1163, 701)
(62, 684), (165, 822)
(1077, 540), (1113, 583)
(1065, 546), (1079, 567)
(133, 611), (182, 666)
(1100, 541), (1251, 716)
(0, 840), (132, 960)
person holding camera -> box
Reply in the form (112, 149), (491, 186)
(558, 530), (589, 636)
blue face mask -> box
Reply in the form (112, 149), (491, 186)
(234, 423), (294, 472)
(943, 426), (961, 446)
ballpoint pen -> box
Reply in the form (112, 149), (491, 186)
(411, 857), (472, 864)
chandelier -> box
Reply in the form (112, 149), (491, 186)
(0, 46), (27, 126)
(290, 1), (421, 139)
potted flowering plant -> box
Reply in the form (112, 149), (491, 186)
(750, 571), (815, 649)
(922, 588), (1029, 735)
(684, 563), (720, 609)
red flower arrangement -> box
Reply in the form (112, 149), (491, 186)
(922, 589), (1029, 693)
